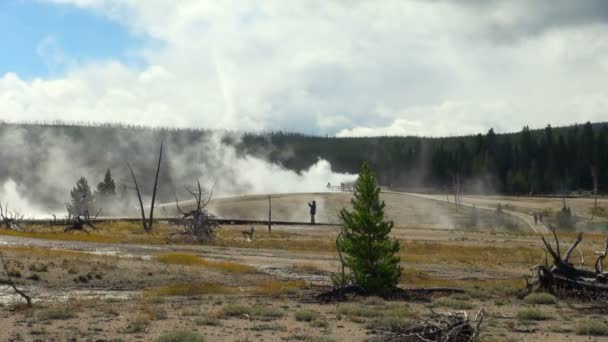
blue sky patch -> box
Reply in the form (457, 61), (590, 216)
(0, 0), (152, 79)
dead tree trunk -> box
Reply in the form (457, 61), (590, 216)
(528, 225), (608, 298)
(128, 143), (163, 233)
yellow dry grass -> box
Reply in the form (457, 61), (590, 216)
(0, 221), (174, 244)
(154, 252), (254, 273)
(0, 246), (90, 259)
(144, 282), (239, 297)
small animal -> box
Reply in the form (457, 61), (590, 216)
(242, 226), (255, 240)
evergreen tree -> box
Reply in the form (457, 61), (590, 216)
(339, 163), (401, 292)
(96, 169), (116, 198)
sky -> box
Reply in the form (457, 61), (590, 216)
(0, 0), (607, 137)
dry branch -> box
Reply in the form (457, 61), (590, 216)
(0, 251), (32, 307)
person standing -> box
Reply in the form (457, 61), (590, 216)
(308, 200), (317, 225)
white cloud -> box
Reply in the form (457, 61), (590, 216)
(2, 1), (608, 135)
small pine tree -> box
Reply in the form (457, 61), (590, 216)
(70, 177), (94, 215)
(338, 163), (401, 293)
(96, 169), (116, 198)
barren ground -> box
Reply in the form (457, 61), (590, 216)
(1, 193), (607, 341)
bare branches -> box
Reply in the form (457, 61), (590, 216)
(563, 232), (583, 264)
(379, 308), (485, 342)
(175, 180), (219, 242)
(0, 251), (32, 307)
(128, 143), (163, 233)
(0, 203), (24, 231)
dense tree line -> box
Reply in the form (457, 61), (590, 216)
(239, 122), (608, 195)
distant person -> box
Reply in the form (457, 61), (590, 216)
(308, 200), (317, 225)
(539, 213), (544, 223)
(533, 213), (538, 225)
(80, 193), (90, 220)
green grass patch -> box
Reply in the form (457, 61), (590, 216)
(515, 308), (552, 321)
(523, 293), (558, 305)
(574, 318), (608, 336)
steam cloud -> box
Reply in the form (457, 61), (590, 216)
(0, 124), (356, 217)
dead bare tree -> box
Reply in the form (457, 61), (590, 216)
(0, 251), (32, 307)
(526, 226), (608, 298)
(588, 165), (598, 223)
(128, 143), (163, 233)
(0, 203), (24, 231)
(175, 180), (219, 242)
(64, 202), (101, 232)
(267, 195), (272, 233)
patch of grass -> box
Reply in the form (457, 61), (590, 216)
(337, 303), (414, 319)
(26, 273), (40, 281)
(295, 309), (320, 322)
(367, 317), (413, 332)
(38, 307), (76, 321)
(433, 296), (474, 310)
(144, 283), (238, 297)
(253, 280), (305, 296)
(515, 308), (551, 321)
(220, 304), (284, 320)
(400, 267), (522, 293)
(156, 331), (205, 342)
(124, 316), (151, 333)
(28, 263), (48, 272)
(574, 318), (608, 336)
(289, 263), (325, 274)
(155, 252), (253, 273)
(250, 323), (287, 331)
(196, 317), (221, 326)
(523, 293), (558, 305)
(7, 267), (21, 278)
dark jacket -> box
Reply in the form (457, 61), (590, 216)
(308, 202), (316, 215)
